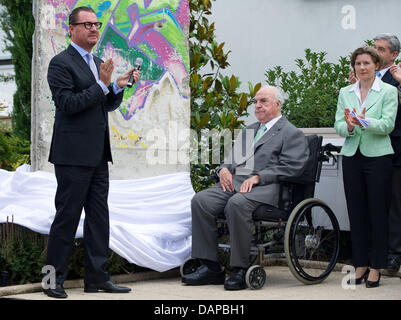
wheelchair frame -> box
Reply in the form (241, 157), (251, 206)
(181, 135), (341, 289)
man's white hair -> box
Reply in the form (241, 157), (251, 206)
(261, 85), (286, 106)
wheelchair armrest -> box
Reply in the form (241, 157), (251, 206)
(213, 171), (220, 182)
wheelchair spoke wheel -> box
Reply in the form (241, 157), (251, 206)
(180, 258), (202, 277)
(284, 198), (340, 285)
(245, 265), (266, 290)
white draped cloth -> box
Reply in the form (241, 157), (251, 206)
(0, 165), (195, 272)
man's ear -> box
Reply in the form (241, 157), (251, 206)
(68, 25), (73, 39)
(391, 51), (399, 62)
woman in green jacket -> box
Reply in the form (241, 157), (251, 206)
(335, 46), (398, 288)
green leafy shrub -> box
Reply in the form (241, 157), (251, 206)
(0, 0), (34, 140)
(265, 49), (351, 128)
(0, 222), (47, 285)
(0, 127), (30, 171)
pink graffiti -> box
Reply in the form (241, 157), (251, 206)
(46, 0), (77, 9)
(174, 0), (190, 26)
(142, 30), (188, 91)
(127, 82), (154, 115)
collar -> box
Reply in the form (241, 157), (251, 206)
(70, 41), (92, 59)
(376, 66), (391, 79)
(350, 77), (381, 107)
(350, 76), (381, 94)
(260, 115), (282, 132)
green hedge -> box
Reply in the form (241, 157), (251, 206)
(265, 49), (351, 128)
(0, 126), (30, 171)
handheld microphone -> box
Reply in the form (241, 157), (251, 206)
(127, 58), (143, 88)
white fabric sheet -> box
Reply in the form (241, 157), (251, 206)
(0, 165), (194, 272)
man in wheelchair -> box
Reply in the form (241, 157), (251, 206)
(182, 86), (309, 290)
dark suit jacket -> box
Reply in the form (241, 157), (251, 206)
(220, 116), (309, 206)
(382, 70), (401, 166)
(47, 45), (124, 167)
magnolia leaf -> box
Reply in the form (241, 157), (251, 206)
(229, 75), (237, 92)
(253, 83), (262, 95)
(199, 113), (210, 128)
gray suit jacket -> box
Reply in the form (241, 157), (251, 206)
(220, 116), (309, 206)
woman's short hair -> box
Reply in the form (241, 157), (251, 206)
(350, 46), (383, 70)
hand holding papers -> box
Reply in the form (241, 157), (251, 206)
(344, 107), (370, 131)
(350, 109), (370, 129)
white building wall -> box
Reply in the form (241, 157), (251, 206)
(211, 0), (401, 124)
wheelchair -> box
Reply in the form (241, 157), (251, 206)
(181, 135), (341, 289)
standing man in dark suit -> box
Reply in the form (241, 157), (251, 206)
(350, 34), (401, 272)
(44, 6), (140, 298)
(182, 86), (309, 290)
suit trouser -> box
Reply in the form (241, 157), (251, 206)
(342, 150), (392, 269)
(388, 166), (401, 258)
(46, 160), (110, 285)
(191, 184), (263, 268)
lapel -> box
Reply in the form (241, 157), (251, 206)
(347, 87), (361, 111)
(236, 117), (287, 166)
(93, 55), (102, 76)
(363, 80), (383, 112)
(253, 116), (287, 149)
(348, 81), (383, 112)
(67, 45), (98, 82)
(66, 45), (108, 122)
(381, 69), (399, 87)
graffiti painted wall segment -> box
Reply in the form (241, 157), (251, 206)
(32, 0), (190, 178)
(46, 0), (189, 121)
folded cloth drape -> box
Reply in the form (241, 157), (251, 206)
(0, 165), (194, 272)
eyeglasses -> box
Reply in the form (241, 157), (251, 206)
(72, 22), (102, 30)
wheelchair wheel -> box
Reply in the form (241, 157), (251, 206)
(245, 265), (266, 290)
(284, 198), (340, 285)
(180, 257), (201, 277)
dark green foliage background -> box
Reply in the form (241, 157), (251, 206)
(0, 0), (34, 141)
(265, 49), (351, 128)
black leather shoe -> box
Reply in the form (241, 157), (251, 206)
(366, 273), (381, 288)
(43, 284), (67, 298)
(181, 264), (225, 285)
(387, 257), (401, 272)
(347, 268), (369, 285)
(224, 268), (247, 291)
(84, 280), (132, 293)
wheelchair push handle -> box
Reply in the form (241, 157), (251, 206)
(323, 143), (342, 153)
(320, 143), (341, 163)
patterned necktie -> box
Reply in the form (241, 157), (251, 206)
(87, 53), (99, 81)
(253, 125), (267, 145)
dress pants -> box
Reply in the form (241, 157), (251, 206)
(191, 184), (263, 268)
(46, 160), (110, 285)
(342, 149), (392, 269)
(388, 166), (401, 258)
